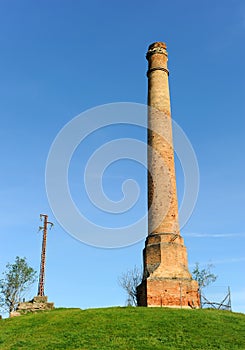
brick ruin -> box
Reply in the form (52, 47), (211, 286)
(10, 296), (54, 317)
(137, 42), (200, 308)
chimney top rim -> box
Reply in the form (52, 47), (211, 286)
(146, 42), (168, 60)
(148, 42), (167, 50)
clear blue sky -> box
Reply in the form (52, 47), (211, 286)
(0, 0), (244, 315)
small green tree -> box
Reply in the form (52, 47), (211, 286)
(192, 262), (217, 308)
(192, 262), (217, 290)
(0, 256), (37, 315)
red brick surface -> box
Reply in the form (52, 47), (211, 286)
(137, 42), (200, 308)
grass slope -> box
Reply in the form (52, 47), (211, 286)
(0, 307), (244, 350)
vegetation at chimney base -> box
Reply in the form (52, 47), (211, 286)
(192, 262), (217, 291)
(0, 307), (244, 349)
(118, 265), (142, 306)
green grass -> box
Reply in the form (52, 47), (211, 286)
(0, 307), (244, 349)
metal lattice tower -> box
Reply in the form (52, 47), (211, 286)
(37, 214), (53, 297)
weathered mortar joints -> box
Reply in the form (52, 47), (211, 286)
(137, 42), (200, 308)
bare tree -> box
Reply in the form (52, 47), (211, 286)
(118, 266), (142, 306)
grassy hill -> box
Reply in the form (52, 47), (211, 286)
(0, 307), (244, 350)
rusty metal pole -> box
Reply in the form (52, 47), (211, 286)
(37, 214), (53, 297)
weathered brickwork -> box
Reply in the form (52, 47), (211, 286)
(137, 42), (200, 308)
(138, 278), (199, 308)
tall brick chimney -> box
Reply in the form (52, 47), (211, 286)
(137, 42), (200, 308)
